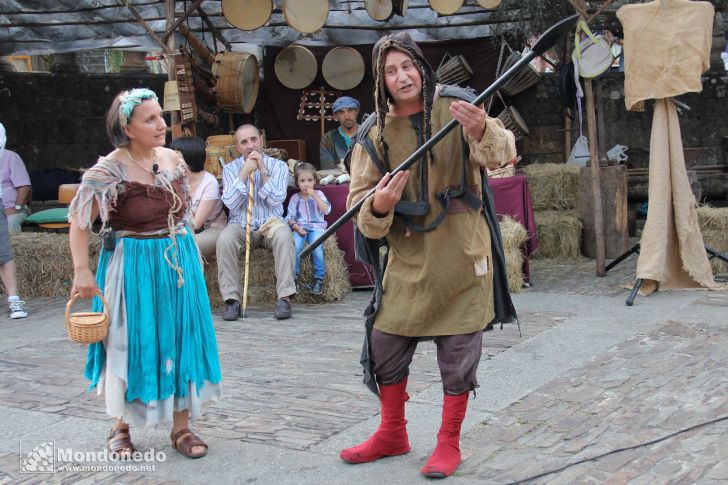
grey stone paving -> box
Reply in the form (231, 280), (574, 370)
(0, 254), (726, 484)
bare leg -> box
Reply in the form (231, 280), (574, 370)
(172, 410), (205, 455)
(0, 260), (18, 296)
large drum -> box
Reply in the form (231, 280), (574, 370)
(429, 0), (464, 15)
(211, 51), (259, 114)
(477, 0), (502, 8)
(205, 134), (236, 178)
(274, 45), (318, 90)
(283, 0), (329, 34)
(365, 0), (393, 21)
(322, 47), (365, 91)
(221, 0), (272, 31)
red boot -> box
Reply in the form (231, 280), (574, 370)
(421, 392), (469, 478)
(340, 379), (411, 463)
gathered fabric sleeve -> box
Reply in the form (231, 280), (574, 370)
(315, 189), (332, 216)
(67, 157), (124, 232)
(467, 117), (516, 170)
(286, 193), (300, 224)
(346, 142), (393, 240)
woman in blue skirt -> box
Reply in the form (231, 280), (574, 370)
(69, 88), (222, 459)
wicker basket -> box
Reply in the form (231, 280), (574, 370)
(65, 292), (110, 344)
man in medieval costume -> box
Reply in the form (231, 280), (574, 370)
(342, 32), (517, 478)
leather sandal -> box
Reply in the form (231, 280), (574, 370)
(107, 424), (136, 459)
(170, 428), (208, 459)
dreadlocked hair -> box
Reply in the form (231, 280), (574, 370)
(371, 33), (438, 164)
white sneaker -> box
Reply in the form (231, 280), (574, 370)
(9, 299), (28, 319)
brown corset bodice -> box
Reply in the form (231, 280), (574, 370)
(109, 178), (188, 232)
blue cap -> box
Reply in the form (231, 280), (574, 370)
(331, 96), (360, 113)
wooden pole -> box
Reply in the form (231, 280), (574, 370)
(596, 80), (607, 164)
(572, 0), (605, 276)
(242, 174), (255, 318)
(585, 78), (606, 276)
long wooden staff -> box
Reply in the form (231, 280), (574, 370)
(300, 14), (578, 260)
(242, 173), (255, 318)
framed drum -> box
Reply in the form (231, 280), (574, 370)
(211, 51), (259, 114)
(497, 105), (530, 142)
(221, 0), (272, 31)
(274, 45), (317, 90)
(283, 0), (329, 34)
(322, 47), (365, 91)
(436, 53), (473, 86)
(477, 0), (502, 8)
(498, 51), (541, 96)
(365, 0), (394, 21)
(429, 0), (463, 15)
(394, 0), (409, 16)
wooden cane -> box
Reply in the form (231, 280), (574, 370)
(242, 172), (255, 318)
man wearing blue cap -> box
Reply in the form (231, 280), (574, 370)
(319, 96), (360, 170)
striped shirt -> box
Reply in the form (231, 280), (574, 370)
(221, 154), (288, 229)
(286, 190), (331, 231)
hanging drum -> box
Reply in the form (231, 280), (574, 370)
(429, 0), (464, 16)
(497, 105), (530, 142)
(274, 44), (317, 90)
(477, 0), (502, 8)
(322, 47), (365, 91)
(365, 0), (394, 21)
(221, 0), (272, 31)
(211, 51), (259, 114)
(436, 53), (473, 86)
(283, 0), (329, 34)
(394, 0), (409, 16)
(498, 51), (542, 96)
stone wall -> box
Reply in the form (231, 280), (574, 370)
(0, 71), (250, 172)
(0, 72), (167, 170)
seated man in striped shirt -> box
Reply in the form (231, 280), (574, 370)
(216, 124), (296, 321)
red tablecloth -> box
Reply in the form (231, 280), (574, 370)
(286, 183), (375, 288)
(488, 172), (539, 283)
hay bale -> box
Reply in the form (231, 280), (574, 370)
(697, 206), (728, 274)
(523, 163), (581, 211)
(204, 235), (350, 309)
(499, 216), (528, 293)
(532, 210), (583, 260)
(9, 232), (100, 297)
(9, 232), (351, 305)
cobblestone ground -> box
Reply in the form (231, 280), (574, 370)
(459, 258), (728, 484)
(0, 290), (557, 483)
(1, 252), (726, 484)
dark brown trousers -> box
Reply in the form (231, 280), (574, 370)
(370, 328), (483, 395)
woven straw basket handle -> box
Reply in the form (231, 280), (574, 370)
(65, 291), (110, 333)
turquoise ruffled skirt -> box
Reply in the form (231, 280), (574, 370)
(84, 228), (221, 425)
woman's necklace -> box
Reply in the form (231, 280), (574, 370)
(125, 148), (159, 175)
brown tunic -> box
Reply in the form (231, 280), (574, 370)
(347, 95), (516, 337)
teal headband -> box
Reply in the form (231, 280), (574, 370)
(119, 88), (158, 126)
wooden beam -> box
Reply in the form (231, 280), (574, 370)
(196, 5), (232, 51)
(123, 0), (171, 54)
(162, 0), (204, 44)
(165, 0), (183, 138)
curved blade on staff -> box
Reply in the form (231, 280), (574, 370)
(242, 173), (255, 318)
(300, 14), (578, 260)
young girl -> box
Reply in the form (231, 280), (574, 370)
(286, 163), (331, 294)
